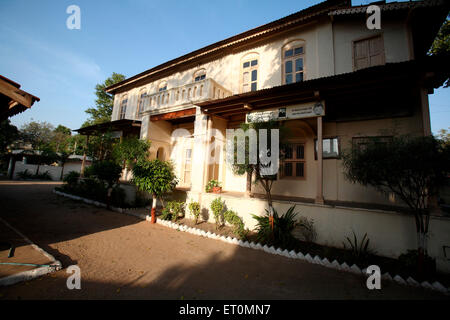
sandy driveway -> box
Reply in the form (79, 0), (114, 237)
(0, 181), (446, 299)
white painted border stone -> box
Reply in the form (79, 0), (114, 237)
(0, 217), (62, 287)
(54, 189), (450, 295)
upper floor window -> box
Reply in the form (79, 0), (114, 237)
(158, 81), (167, 92)
(283, 40), (305, 84)
(194, 69), (206, 82)
(241, 54), (258, 93)
(119, 95), (127, 120)
(137, 89), (147, 116)
(353, 35), (384, 70)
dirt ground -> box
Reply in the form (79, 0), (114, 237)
(0, 181), (447, 300)
(0, 221), (53, 278)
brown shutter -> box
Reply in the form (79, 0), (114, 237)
(354, 36), (384, 70)
(368, 36), (384, 66)
(354, 40), (369, 70)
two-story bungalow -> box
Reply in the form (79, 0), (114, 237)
(92, 0), (450, 270)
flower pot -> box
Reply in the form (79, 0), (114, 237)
(212, 186), (222, 194)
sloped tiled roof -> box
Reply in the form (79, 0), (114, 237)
(329, 0), (446, 16)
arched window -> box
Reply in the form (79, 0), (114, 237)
(193, 69), (206, 82)
(119, 94), (128, 119)
(241, 53), (259, 93)
(136, 89), (147, 116)
(282, 40), (305, 84)
(158, 81), (167, 92)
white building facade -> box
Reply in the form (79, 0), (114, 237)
(105, 0), (450, 272)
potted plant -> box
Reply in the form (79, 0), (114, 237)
(206, 179), (222, 193)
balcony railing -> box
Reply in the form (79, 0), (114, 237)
(141, 78), (232, 113)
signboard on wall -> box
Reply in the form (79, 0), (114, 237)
(246, 101), (325, 123)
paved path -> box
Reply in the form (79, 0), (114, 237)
(0, 181), (446, 299)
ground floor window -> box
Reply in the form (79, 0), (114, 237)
(315, 137), (340, 159)
(280, 143), (305, 179)
(183, 148), (192, 185)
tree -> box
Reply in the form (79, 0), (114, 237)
(51, 125), (72, 153)
(83, 73), (126, 127)
(20, 121), (54, 150)
(113, 136), (151, 169)
(230, 119), (287, 229)
(342, 135), (449, 274)
(0, 120), (19, 173)
(66, 134), (87, 155)
(436, 127), (450, 147)
(132, 159), (179, 223)
(54, 125), (72, 136)
(0, 119), (19, 153)
(430, 17), (450, 87)
(87, 132), (117, 161)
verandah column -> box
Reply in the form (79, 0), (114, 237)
(315, 116), (324, 204)
(80, 134), (90, 178)
(191, 108), (209, 195)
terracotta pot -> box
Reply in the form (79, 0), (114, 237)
(212, 186), (222, 194)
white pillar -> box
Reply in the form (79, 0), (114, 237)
(315, 116), (324, 204)
(191, 108), (209, 194)
(80, 135), (89, 178)
(420, 87), (432, 136)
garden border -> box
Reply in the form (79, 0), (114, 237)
(0, 217), (62, 287)
(53, 189), (449, 295)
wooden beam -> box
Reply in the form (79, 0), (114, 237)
(8, 101), (19, 109)
(0, 79), (33, 108)
(217, 109), (248, 117)
(150, 107), (196, 121)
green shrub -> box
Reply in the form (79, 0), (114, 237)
(252, 205), (298, 248)
(17, 169), (34, 179)
(63, 171), (80, 186)
(110, 186), (127, 208)
(297, 216), (317, 242)
(223, 210), (247, 239)
(83, 165), (94, 178)
(210, 197), (225, 229)
(133, 193), (151, 208)
(343, 231), (375, 264)
(161, 201), (185, 221)
(35, 170), (52, 180)
(88, 160), (122, 187)
(188, 201), (201, 224)
(78, 178), (108, 202)
(17, 169), (52, 180)
(398, 249), (436, 277)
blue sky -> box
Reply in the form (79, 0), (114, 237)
(1, 0), (448, 134)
